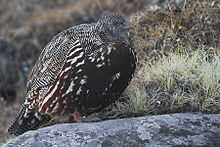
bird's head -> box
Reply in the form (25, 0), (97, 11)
(95, 13), (134, 43)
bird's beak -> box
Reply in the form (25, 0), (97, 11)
(125, 21), (135, 30)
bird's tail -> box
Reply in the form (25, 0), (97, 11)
(8, 104), (51, 136)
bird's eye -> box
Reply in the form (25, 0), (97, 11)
(112, 21), (123, 27)
(112, 21), (119, 26)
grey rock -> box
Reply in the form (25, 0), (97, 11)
(3, 113), (220, 147)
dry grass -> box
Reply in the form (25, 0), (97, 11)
(114, 0), (220, 117)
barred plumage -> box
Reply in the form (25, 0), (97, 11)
(8, 13), (137, 136)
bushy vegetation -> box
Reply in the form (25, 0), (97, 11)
(113, 0), (220, 117)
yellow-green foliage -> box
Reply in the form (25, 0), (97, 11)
(149, 51), (220, 96)
(115, 84), (149, 116)
(114, 0), (220, 116)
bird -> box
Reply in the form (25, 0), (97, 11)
(8, 12), (137, 136)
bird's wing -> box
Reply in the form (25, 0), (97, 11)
(7, 34), (85, 136)
(27, 34), (80, 92)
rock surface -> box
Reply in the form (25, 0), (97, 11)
(3, 113), (220, 147)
